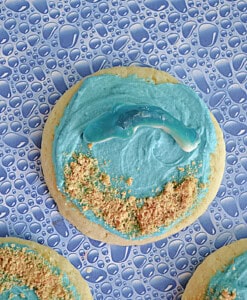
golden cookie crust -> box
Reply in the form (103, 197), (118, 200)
(182, 239), (247, 300)
(0, 237), (92, 300)
(41, 66), (225, 245)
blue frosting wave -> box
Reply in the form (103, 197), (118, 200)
(53, 74), (217, 239)
(206, 251), (247, 299)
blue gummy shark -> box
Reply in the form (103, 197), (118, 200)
(83, 104), (200, 153)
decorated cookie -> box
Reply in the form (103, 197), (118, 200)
(0, 237), (92, 300)
(41, 66), (225, 245)
(182, 239), (247, 300)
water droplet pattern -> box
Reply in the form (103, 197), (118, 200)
(0, 0), (246, 298)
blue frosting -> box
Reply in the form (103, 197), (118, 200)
(1, 285), (38, 300)
(206, 251), (247, 299)
(53, 74), (217, 239)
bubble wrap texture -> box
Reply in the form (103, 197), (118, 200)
(0, 0), (247, 299)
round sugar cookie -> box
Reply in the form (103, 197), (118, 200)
(182, 239), (247, 299)
(41, 66), (225, 245)
(0, 237), (92, 300)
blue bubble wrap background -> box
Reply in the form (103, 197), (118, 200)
(0, 0), (247, 299)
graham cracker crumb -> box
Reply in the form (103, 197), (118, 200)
(100, 173), (111, 186)
(64, 153), (199, 237)
(200, 183), (206, 189)
(219, 289), (236, 300)
(126, 177), (133, 186)
(136, 177), (197, 234)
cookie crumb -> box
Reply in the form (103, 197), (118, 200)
(219, 289), (236, 300)
(137, 176), (198, 234)
(126, 177), (133, 186)
(100, 173), (111, 186)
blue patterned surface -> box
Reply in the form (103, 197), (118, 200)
(0, 0), (246, 299)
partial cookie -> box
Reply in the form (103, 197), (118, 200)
(182, 239), (247, 300)
(0, 237), (92, 300)
(41, 66), (225, 245)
